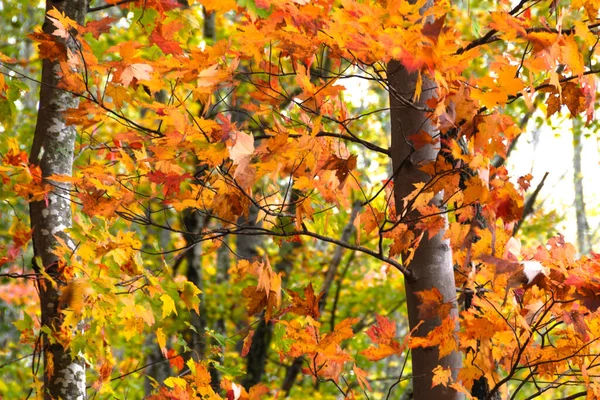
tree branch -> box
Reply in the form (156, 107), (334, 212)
(88, 0), (136, 12)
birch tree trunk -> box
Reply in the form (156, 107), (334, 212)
(388, 59), (462, 399)
(29, 1), (88, 398)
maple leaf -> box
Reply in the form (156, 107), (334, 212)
(82, 17), (117, 39)
(197, 64), (230, 90)
(58, 279), (92, 318)
(287, 283), (323, 319)
(29, 31), (67, 62)
(93, 356), (115, 390)
(248, 384), (270, 399)
(188, 360), (213, 389)
(415, 288), (453, 320)
(562, 307), (590, 342)
(0, 51), (17, 64)
(360, 314), (417, 361)
(490, 181), (523, 223)
(562, 82), (586, 117)
(6, 219), (31, 259)
(179, 281), (202, 314)
(47, 8), (78, 40)
(167, 349), (184, 370)
(147, 170), (191, 197)
(489, 11), (526, 40)
(319, 153), (357, 188)
(150, 24), (184, 56)
(242, 285), (268, 316)
(518, 174), (533, 191)
(432, 365), (452, 388)
(156, 328), (167, 357)
(410, 317), (458, 358)
(561, 34), (585, 76)
(164, 376), (187, 389)
(321, 318), (358, 348)
(353, 364), (372, 391)
(383, 223), (414, 259)
(160, 294), (178, 318)
(241, 329), (254, 357)
(408, 130), (437, 150)
(228, 130), (255, 166)
(120, 63), (153, 87)
(3, 147), (28, 166)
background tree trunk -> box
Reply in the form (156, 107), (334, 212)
(29, 1), (88, 399)
(388, 59), (462, 399)
(572, 118), (590, 255)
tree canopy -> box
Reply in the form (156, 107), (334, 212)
(1, 0), (599, 399)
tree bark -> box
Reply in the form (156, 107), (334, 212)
(388, 58), (462, 399)
(572, 118), (590, 255)
(182, 211), (207, 361)
(29, 1), (88, 399)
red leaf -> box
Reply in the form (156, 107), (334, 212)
(150, 27), (183, 56)
(147, 170), (191, 197)
(83, 17), (117, 39)
(167, 349), (184, 370)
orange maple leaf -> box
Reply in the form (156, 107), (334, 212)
(287, 283), (323, 319)
(415, 288), (453, 320)
(361, 314), (419, 361)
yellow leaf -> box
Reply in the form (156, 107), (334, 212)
(179, 281), (202, 314)
(432, 365), (452, 388)
(156, 328), (167, 357)
(160, 294), (178, 318)
(163, 376), (187, 389)
(186, 358), (196, 375)
(414, 70), (422, 101)
(561, 35), (584, 76)
(46, 8), (78, 40)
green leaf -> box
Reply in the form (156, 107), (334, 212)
(210, 360), (244, 377)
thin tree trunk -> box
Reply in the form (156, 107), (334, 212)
(183, 211), (207, 360)
(572, 118), (590, 255)
(210, 236), (230, 387)
(238, 206), (271, 389)
(388, 57), (462, 399)
(29, 1), (88, 399)
(280, 201), (360, 395)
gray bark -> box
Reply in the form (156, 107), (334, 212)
(388, 58), (462, 400)
(572, 118), (590, 255)
(29, 1), (88, 399)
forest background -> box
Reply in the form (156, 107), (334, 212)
(1, 0), (600, 399)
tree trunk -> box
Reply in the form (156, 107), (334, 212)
(388, 58), (462, 399)
(572, 118), (590, 255)
(29, 1), (88, 399)
(182, 211), (207, 360)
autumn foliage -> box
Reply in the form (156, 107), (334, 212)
(1, 0), (600, 398)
